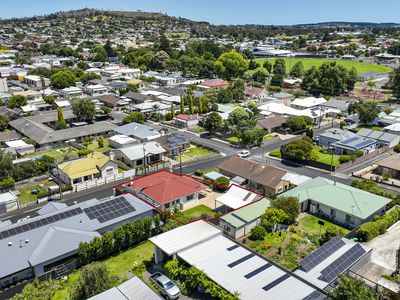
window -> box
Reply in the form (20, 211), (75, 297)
(105, 168), (114, 175)
(186, 194), (194, 201)
(223, 225), (231, 232)
(330, 209), (336, 218)
(345, 214), (354, 224)
(136, 159), (143, 166)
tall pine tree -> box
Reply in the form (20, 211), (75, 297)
(180, 95), (185, 114)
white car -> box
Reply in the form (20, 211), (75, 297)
(237, 150), (250, 158)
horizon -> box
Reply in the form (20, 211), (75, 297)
(1, 0), (400, 26)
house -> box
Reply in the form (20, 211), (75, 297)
(332, 136), (378, 155)
(244, 86), (268, 99)
(280, 177), (391, 228)
(95, 94), (122, 108)
(198, 79), (229, 91)
(174, 114), (199, 128)
(84, 84), (108, 96)
(13, 90), (42, 103)
(123, 91), (151, 104)
(318, 128), (357, 149)
(0, 130), (19, 146)
(376, 153), (400, 180)
(54, 100), (71, 109)
(0, 194), (154, 289)
(5, 139), (35, 155)
(106, 80), (127, 93)
(320, 99), (350, 114)
(219, 198), (270, 239)
(291, 97), (327, 110)
(24, 75), (50, 90)
(58, 152), (118, 185)
(113, 142), (166, 168)
(283, 78), (301, 88)
(153, 133), (190, 156)
(294, 237), (370, 289)
(109, 135), (137, 149)
(149, 221), (321, 300)
(0, 191), (19, 214)
(60, 87), (83, 99)
(124, 170), (207, 210)
(218, 156), (289, 195)
(271, 92), (295, 106)
(114, 122), (161, 141)
(374, 53), (400, 64)
(0, 78), (7, 92)
(357, 128), (400, 148)
(88, 276), (162, 300)
(378, 110), (400, 126)
(383, 123), (400, 135)
(357, 71), (386, 82)
(256, 115), (287, 133)
(215, 185), (264, 210)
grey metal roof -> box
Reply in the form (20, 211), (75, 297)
(320, 99), (349, 111)
(114, 122), (161, 140)
(116, 142), (166, 161)
(319, 128), (357, 142)
(357, 128), (399, 143)
(0, 194), (153, 279)
(38, 202), (68, 215)
(332, 136), (377, 151)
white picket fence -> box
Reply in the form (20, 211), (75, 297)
(73, 170), (136, 192)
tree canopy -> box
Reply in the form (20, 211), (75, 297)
(123, 112), (145, 124)
(50, 70), (77, 89)
(72, 99), (96, 122)
(215, 50), (249, 79)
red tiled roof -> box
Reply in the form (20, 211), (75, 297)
(130, 171), (207, 204)
(175, 114), (198, 121)
(202, 79), (229, 87)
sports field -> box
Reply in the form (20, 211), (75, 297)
(256, 58), (392, 75)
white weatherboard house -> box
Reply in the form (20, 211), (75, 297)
(149, 221), (323, 300)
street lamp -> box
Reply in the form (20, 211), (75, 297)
(328, 146), (334, 173)
(51, 161), (63, 201)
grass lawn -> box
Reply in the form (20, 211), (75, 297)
(203, 167), (219, 174)
(185, 146), (212, 158)
(52, 242), (154, 300)
(174, 205), (219, 223)
(269, 149), (282, 158)
(227, 136), (240, 143)
(25, 146), (78, 162)
(264, 135), (274, 141)
(354, 125), (383, 132)
(16, 179), (57, 205)
(174, 155), (192, 163)
(256, 58), (392, 75)
(312, 146), (340, 167)
(86, 138), (111, 153)
(246, 214), (349, 270)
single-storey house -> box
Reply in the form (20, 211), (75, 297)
(5, 140), (35, 156)
(357, 128), (400, 148)
(197, 79), (229, 91)
(174, 114), (199, 128)
(0, 130), (20, 146)
(280, 177), (391, 228)
(95, 94), (122, 108)
(319, 99), (350, 114)
(218, 156), (289, 195)
(383, 123), (400, 135)
(113, 142), (166, 168)
(58, 152), (118, 185)
(0, 191), (19, 214)
(331, 136), (378, 155)
(109, 134), (137, 149)
(376, 153), (400, 180)
(123, 91), (151, 104)
(215, 185), (264, 210)
(219, 198), (270, 239)
(318, 128), (358, 149)
(60, 87), (83, 99)
(125, 170), (207, 210)
(291, 97), (327, 110)
(114, 122), (161, 141)
(153, 133), (190, 156)
(256, 115), (287, 133)
(244, 86), (268, 99)
(357, 71), (386, 82)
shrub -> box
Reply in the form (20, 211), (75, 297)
(214, 176), (230, 191)
(394, 144), (400, 153)
(78, 149), (91, 157)
(194, 169), (203, 176)
(269, 149), (281, 158)
(0, 176), (15, 190)
(352, 150), (364, 158)
(339, 155), (351, 163)
(249, 225), (267, 241)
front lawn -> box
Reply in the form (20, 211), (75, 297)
(264, 135), (274, 141)
(245, 214), (349, 270)
(16, 179), (57, 205)
(227, 136), (239, 143)
(52, 241), (154, 300)
(354, 125), (383, 132)
(185, 146), (212, 158)
(312, 146), (340, 167)
(203, 168), (219, 174)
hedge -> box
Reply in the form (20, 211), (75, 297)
(355, 207), (400, 241)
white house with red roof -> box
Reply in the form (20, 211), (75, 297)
(126, 170), (208, 210)
(197, 79), (229, 91)
(174, 114), (199, 128)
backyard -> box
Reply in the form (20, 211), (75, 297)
(354, 125), (383, 132)
(244, 214), (350, 270)
(16, 179), (57, 205)
(256, 58), (392, 75)
(52, 241), (154, 300)
(86, 138), (112, 153)
(173, 204), (220, 223)
(24, 146), (78, 162)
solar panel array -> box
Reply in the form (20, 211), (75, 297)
(0, 208), (83, 240)
(228, 253), (255, 268)
(300, 236), (345, 272)
(83, 196), (136, 223)
(320, 244), (366, 283)
(262, 274), (291, 291)
(167, 134), (187, 150)
(341, 136), (359, 145)
(354, 140), (374, 148)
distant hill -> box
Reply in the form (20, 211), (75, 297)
(295, 21), (400, 27)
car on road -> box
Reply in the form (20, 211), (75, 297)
(237, 150), (250, 158)
(149, 272), (180, 299)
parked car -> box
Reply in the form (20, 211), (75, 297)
(31, 188), (40, 195)
(149, 272), (180, 300)
(237, 150), (250, 158)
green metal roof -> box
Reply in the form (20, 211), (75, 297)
(280, 177), (391, 219)
(220, 198), (270, 228)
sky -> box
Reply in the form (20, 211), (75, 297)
(1, 0), (400, 25)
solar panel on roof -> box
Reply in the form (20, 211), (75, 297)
(354, 140), (374, 148)
(83, 197), (136, 224)
(262, 273), (291, 291)
(244, 263), (272, 279)
(300, 236), (345, 272)
(320, 244), (366, 283)
(228, 253), (255, 268)
(341, 136), (359, 145)
(227, 245), (240, 251)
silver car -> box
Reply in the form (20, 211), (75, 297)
(150, 272), (180, 299)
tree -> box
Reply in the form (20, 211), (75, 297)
(227, 107), (254, 129)
(123, 112), (145, 124)
(263, 60), (272, 73)
(7, 95), (27, 108)
(260, 208), (288, 232)
(50, 70), (76, 89)
(204, 112), (224, 132)
(170, 102), (175, 117)
(216, 88), (233, 103)
(0, 115), (9, 131)
(270, 196), (300, 224)
(0, 149), (13, 180)
(70, 262), (118, 300)
(72, 99), (96, 122)
(306, 127), (314, 139)
(96, 137), (104, 148)
(281, 138), (314, 161)
(289, 62), (304, 78)
(270, 74), (284, 87)
(330, 275), (378, 300)
(11, 278), (61, 300)
(43, 95), (55, 104)
(249, 225), (267, 241)
(188, 94), (194, 114)
(356, 101), (380, 124)
(180, 95), (185, 114)
(215, 176), (230, 191)
(389, 67), (400, 100)
(215, 50), (249, 79)
(284, 116), (308, 132)
(197, 96), (203, 114)
(273, 58), (286, 75)
(55, 107), (67, 130)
